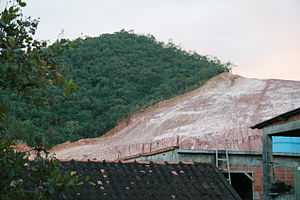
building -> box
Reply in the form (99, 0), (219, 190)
(123, 148), (300, 200)
(252, 107), (300, 200)
(60, 161), (241, 200)
(49, 74), (300, 199)
(121, 108), (300, 200)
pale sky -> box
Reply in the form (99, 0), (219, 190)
(2, 0), (299, 80)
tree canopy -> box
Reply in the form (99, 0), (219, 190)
(2, 30), (231, 147)
(0, 1), (81, 199)
(0, 0), (63, 140)
(0, 0), (62, 91)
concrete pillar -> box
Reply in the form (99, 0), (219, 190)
(296, 167), (300, 199)
(262, 133), (272, 200)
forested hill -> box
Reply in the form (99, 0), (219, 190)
(1, 31), (230, 147)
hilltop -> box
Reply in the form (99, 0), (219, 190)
(1, 31), (230, 147)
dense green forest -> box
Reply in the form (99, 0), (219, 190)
(1, 31), (230, 147)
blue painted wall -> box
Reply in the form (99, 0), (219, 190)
(273, 136), (300, 153)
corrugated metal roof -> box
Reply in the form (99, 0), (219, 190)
(251, 107), (300, 129)
(60, 161), (241, 200)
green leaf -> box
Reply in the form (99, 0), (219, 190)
(0, 20), (6, 27)
(0, 104), (8, 120)
(63, 79), (79, 97)
(70, 171), (77, 176)
(17, 0), (27, 7)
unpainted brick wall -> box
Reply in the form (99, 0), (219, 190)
(227, 165), (295, 200)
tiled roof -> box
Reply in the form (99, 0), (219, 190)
(61, 161), (241, 200)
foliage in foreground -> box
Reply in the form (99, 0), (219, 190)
(2, 31), (231, 147)
(0, 1), (82, 199)
(0, 0), (76, 146)
(0, 140), (81, 200)
(0, 0), (63, 92)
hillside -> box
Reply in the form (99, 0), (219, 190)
(0, 31), (230, 147)
(51, 73), (300, 161)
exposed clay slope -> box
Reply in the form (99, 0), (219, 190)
(51, 73), (300, 161)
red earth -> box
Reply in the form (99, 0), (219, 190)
(50, 73), (300, 161)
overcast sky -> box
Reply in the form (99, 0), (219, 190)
(3, 0), (299, 80)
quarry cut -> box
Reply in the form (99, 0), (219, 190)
(51, 73), (300, 161)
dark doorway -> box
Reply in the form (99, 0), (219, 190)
(223, 172), (253, 200)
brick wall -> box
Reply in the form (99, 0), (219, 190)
(221, 165), (295, 200)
